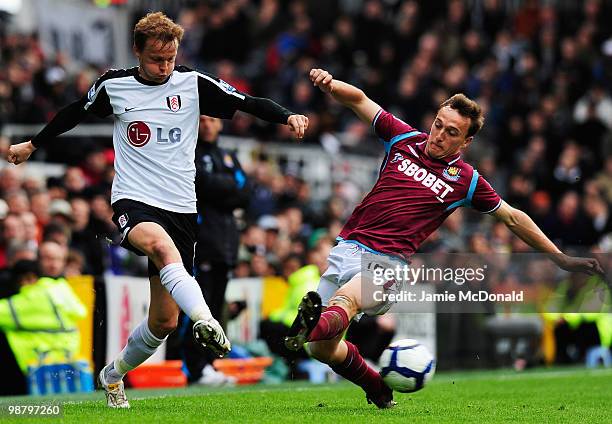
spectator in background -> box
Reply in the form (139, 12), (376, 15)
(594, 156), (612, 204)
(38, 241), (67, 278)
(583, 193), (612, 246)
(65, 249), (86, 277)
(5, 190), (30, 215)
(0, 168), (23, 198)
(550, 143), (585, 196)
(259, 215), (280, 249)
(545, 271), (611, 365)
(4, 242), (37, 271)
(80, 147), (109, 188)
(529, 191), (554, 235)
(30, 189), (51, 227)
(42, 222), (71, 248)
(251, 253), (275, 277)
(48, 199), (74, 228)
(572, 99), (607, 170)
(574, 84), (612, 130)
(0, 213), (33, 269)
(0, 242), (86, 396)
(20, 211), (39, 250)
(69, 196), (106, 276)
(248, 158), (279, 218)
(238, 224), (267, 265)
(549, 191), (591, 248)
(0, 259), (39, 395)
(46, 177), (67, 201)
(439, 208), (465, 252)
(259, 258), (320, 369)
(63, 167), (87, 197)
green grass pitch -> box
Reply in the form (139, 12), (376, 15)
(1, 367), (610, 423)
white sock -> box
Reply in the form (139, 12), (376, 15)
(105, 319), (165, 384)
(159, 262), (212, 322)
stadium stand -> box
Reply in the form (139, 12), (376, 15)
(1, 0), (610, 376)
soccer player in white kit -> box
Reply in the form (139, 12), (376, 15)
(7, 12), (308, 408)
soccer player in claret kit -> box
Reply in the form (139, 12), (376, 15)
(285, 69), (603, 408)
(7, 12), (308, 408)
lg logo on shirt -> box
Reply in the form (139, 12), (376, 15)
(127, 121), (182, 147)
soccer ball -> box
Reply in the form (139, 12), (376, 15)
(379, 339), (436, 393)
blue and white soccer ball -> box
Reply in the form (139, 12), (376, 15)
(379, 339), (436, 393)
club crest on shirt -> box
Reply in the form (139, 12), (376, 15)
(118, 214), (128, 228)
(223, 153), (234, 168)
(166, 95), (182, 112)
(390, 152), (404, 163)
(442, 166), (461, 181)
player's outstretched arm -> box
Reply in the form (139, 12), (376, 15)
(492, 200), (604, 275)
(309, 68), (381, 125)
(6, 98), (89, 165)
(235, 96), (308, 139)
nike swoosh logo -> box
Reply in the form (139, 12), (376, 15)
(125, 107), (136, 112)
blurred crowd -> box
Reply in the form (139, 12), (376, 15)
(1, 0), (611, 281)
(0, 0), (610, 377)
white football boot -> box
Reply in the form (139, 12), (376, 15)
(193, 318), (231, 357)
(98, 364), (130, 409)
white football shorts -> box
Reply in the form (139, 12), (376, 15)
(317, 241), (407, 317)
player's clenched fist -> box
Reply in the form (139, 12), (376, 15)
(287, 114), (309, 139)
(6, 141), (36, 165)
(310, 69), (334, 94)
(556, 255), (604, 276)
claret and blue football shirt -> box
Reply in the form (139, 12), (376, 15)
(338, 109), (502, 258)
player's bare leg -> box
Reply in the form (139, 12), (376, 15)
(99, 276), (178, 408)
(127, 222), (230, 357)
(286, 274), (395, 408)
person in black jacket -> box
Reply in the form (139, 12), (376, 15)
(167, 115), (249, 384)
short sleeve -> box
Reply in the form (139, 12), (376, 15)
(373, 109), (424, 153)
(197, 72), (247, 119)
(471, 175), (502, 213)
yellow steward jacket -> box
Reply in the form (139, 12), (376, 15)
(269, 265), (320, 328)
(0, 277), (86, 372)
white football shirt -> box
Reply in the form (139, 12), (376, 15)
(84, 66), (245, 213)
